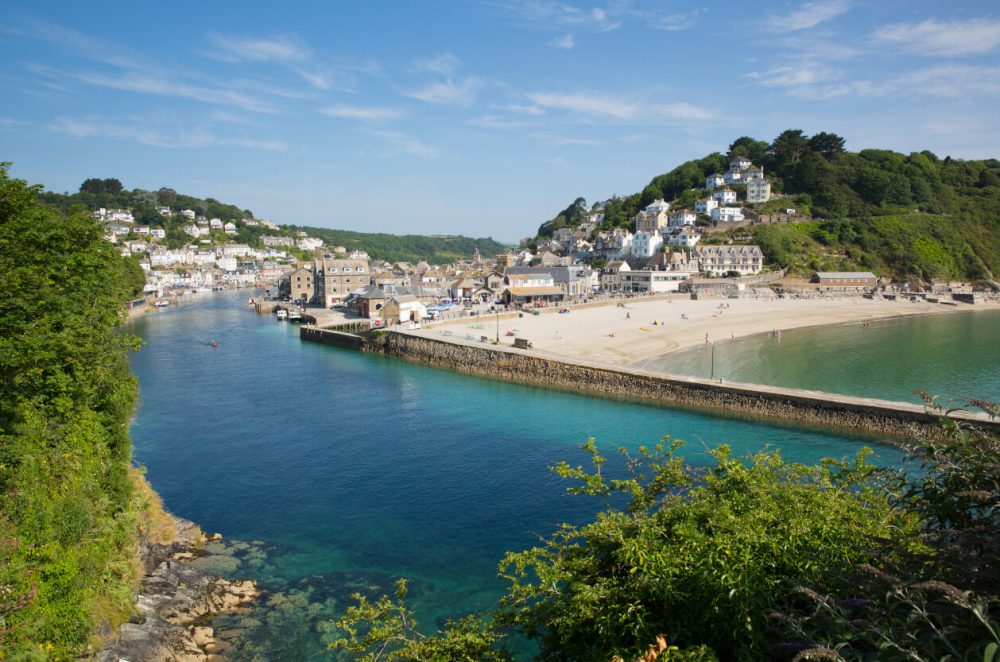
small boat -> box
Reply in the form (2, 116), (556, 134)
(154, 299), (169, 308)
(210, 340), (218, 348)
(288, 310), (303, 322)
(276, 309), (288, 320)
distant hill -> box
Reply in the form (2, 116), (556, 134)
(295, 226), (506, 265)
(533, 131), (1000, 281)
(34, 181), (506, 265)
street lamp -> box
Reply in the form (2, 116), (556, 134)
(496, 309), (500, 344)
(710, 341), (716, 380)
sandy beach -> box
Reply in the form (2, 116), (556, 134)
(410, 295), (997, 367)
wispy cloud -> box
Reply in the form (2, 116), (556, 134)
(75, 71), (281, 113)
(529, 133), (602, 146)
(890, 65), (1000, 97)
(0, 116), (31, 128)
(550, 33), (576, 49)
(746, 61), (1000, 100)
(49, 115), (287, 150)
(466, 114), (536, 130)
(208, 34), (310, 63)
(411, 53), (462, 76)
(492, 1), (703, 34)
(642, 9), (706, 32)
(527, 91), (639, 119)
(873, 18), (1000, 57)
(764, 0), (852, 33)
(405, 78), (482, 107)
(491, 1), (624, 32)
(320, 104), (403, 120)
(525, 91), (714, 122)
(366, 130), (442, 158)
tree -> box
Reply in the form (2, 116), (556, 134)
(727, 136), (769, 164)
(807, 132), (846, 158)
(1, 164), (143, 658)
(157, 187), (177, 206)
(768, 129), (810, 173)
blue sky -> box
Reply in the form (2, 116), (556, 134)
(2, 1), (998, 242)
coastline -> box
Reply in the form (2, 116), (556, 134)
(415, 295), (1000, 367)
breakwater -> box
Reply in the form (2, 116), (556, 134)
(301, 325), (998, 440)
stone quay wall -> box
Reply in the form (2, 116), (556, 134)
(301, 325), (366, 350)
(356, 331), (998, 442)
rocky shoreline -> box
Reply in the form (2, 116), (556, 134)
(96, 517), (258, 662)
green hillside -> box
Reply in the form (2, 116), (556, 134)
(535, 131), (1000, 281)
(34, 180), (506, 264)
(1, 166), (151, 658)
(297, 226), (506, 265)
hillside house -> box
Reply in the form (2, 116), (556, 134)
(712, 188), (737, 205)
(693, 244), (763, 276)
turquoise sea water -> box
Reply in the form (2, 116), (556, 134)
(128, 292), (904, 658)
(638, 309), (1000, 405)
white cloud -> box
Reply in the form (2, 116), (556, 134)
(411, 53), (462, 76)
(643, 9), (705, 32)
(529, 132), (602, 146)
(208, 34), (310, 63)
(890, 65), (1000, 97)
(75, 71), (280, 113)
(873, 18), (1000, 57)
(493, 1), (623, 33)
(746, 60), (1000, 100)
(765, 0), (852, 33)
(526, 91), (714, 122)
(466, 114), (536, 130)
(48, 116), (287, 151)
(550, 33), (576, 49)
(527, 91), (639, 119)
(366, 130), (442, 158)
(405, 78), (482, 107)
(320, 105), (403, 120)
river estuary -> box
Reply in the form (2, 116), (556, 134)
(128, 291), (981, 658)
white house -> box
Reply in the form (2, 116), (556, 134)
(695, 198), (719, 215)
(630, 230), (664, 259)
(183, 224), (203, 238)
(747, 177), (772, 204)
(209, 218), (224, 230)
(713, 188), (737, 204)
(180, 209), (196, 220)
(619, 270), (692, 293)
(729, 156), (752, 171)
(150, 228), (166, 239)
(215, 256), (238, 271)
(711, 207), (745, 223)
(666, 228), (701, 248)
(224, 222), (238, 235)
(156, 206), (172, 217)
(705, 173), (725, 189)
(134, 225), (150, 235)
(668, 209), (697, 228)
(723, 170), (744, 185)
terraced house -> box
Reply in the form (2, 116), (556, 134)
(312, 257), (370, 306)
(693, 244), (764, 276)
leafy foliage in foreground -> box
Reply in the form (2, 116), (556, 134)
(332, 408), (999, 661)
(1, 165), (145, 659)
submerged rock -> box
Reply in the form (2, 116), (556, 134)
(96, 516), (259, 662)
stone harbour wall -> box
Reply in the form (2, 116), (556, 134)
(359, 331), (998, 442)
